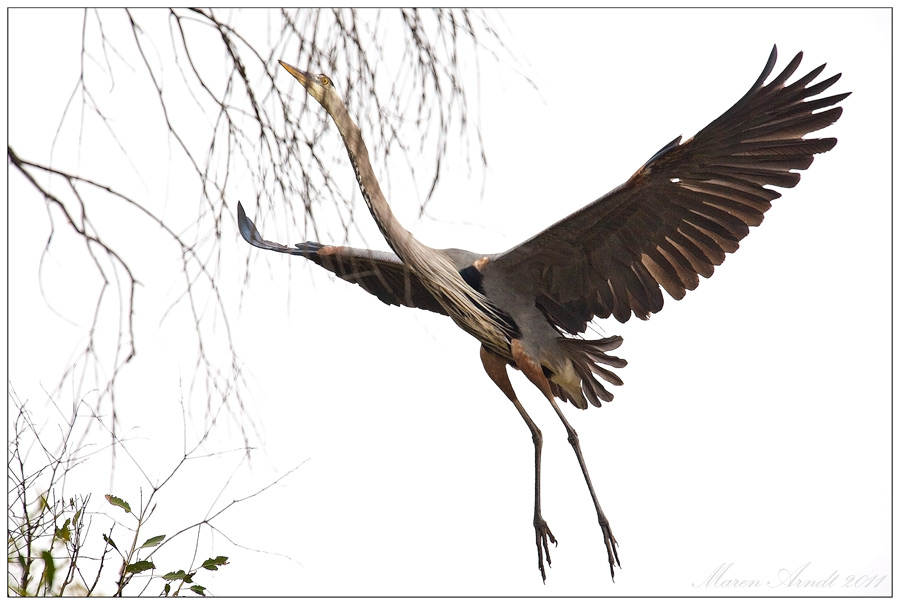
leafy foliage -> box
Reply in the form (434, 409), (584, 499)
(7, 387), (302, 596)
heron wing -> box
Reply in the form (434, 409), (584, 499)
(238, 202), (449, 315)
(488, 46), (849, 332)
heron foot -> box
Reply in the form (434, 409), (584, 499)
(534, 515), (557, 582)
(599, 517), (621, 581)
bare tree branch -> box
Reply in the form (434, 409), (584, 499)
(8, 9), (511, 450)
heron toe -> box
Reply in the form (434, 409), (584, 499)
(534, 515), (557, 583)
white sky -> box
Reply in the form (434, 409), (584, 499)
(7, 7), (892, 598)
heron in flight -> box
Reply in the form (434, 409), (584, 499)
(238, 46), (847, 581)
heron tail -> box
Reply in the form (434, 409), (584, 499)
(554, 336), (628, 409)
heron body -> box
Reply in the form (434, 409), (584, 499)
(239, 47), (848, 581)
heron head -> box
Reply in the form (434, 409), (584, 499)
(278, 60), (338, 111)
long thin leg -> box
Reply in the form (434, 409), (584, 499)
(546, 396), (620, 579)
(510, 339), (621, 580)
(480, 345), (556, 582)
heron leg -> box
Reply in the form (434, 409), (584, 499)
(480, 345), (556, 583)
(547, 396), (620, 579)
(510, 339), (621, 581)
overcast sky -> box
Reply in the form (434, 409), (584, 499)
(7, 8), (891, 597)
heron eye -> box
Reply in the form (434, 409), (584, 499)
(320, 75), (331, 86)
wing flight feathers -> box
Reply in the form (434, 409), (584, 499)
(489, 46), (848, 331)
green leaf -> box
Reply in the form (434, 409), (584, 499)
(140, 534), (166, 549)
(183, 573), (194, 584)
(124, 560), (156, 575)
(162, 570), (186, 581)
(189, 585), (206, 596)
(55, 518), (71, 542)
(201, 556), (229, 571)
(105, 494), (131, 514)
(164, 583), (171, 596)
(40, 550), (56, 590)
(102, 533), (118, 550)
(73, 508), (82, 524)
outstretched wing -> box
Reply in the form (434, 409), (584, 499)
(237, 202), (449, 315)
(488, 46), (849, 332)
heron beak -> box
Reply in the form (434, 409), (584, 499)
(278, 60), (311, 88)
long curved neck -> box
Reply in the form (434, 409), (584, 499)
(329, 101), (422, 263)
(326, 98), (513, 351)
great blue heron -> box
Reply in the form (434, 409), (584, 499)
(238, 46), (847, 582)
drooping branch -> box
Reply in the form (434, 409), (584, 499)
(9, 9), (512, 444)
